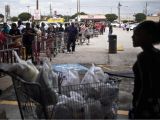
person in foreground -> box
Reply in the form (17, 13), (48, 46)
(129, 20), (160, 119)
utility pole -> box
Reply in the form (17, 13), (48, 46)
(78, 0), (80, 22)
(145, 2), (148, 16)
(77, 0), (80, 22)
(118, 2), (122, 23)
(77, 0), (79, 21)
(79, 0), (80, 15)
(50, 3), (52, 17)
(36, 0), (39, 10)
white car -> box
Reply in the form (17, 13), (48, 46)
(111, 22), (120, 27)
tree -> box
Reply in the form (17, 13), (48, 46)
(134, 13), (146, 22)
(71, 12), (87, 19)
(105, 14), (118, 22)
(0, 14), (4, 18)
(18, 12), (31, 21)
(63, 15), (71, 22)
(11, 16), (18, 22)
(0, 14), (4, 22)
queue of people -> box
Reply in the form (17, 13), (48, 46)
(0, 21), (106, 62)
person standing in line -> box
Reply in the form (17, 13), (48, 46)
(0, 23), (10, 49)
(1, 23), (10, 34)
(58, 24), (64, 32)
(129, 21), (160, 119)
(66, 22), (78, 53)
(85, 25), (91, 45)
(64, 23), (69, 50)
(22, 22), (36, 61)
(17, 20), (25, 34)
(8, 23), (22, 48)
(80, 23), (86, 43)
(109, 24), (113, 35)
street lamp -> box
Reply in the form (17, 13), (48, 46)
(118, 2), (128, 23)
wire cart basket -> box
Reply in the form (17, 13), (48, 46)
(0, 69), (122, 119)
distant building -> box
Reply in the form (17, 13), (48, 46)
(120, 16), (135, 22)
(146, 12), (160, 22)
(79, 14), (106, 22)
(146, 16), (160, 22)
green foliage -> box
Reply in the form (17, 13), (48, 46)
(134, 13), (146, 22)
(105, 14), (118, 22)
(18, 12), (31, 21)
(63, 15), (71, 22)
(122, 20), (129, 23)
(11, 16), (18, 22)
(71, 12), (87, 19)
(0, 14), (4, 18)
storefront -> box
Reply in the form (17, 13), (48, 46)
(79, 14), (106, 23)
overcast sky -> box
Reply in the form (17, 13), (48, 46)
(0, 0), (160, 17)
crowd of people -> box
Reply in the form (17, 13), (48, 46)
(0, 21), (106, 61)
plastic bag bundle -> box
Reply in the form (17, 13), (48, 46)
(54, 92), (86, 119)
(42, 59), (58, 88)
(99, 83), (119, 104)
(54, 103), (73, 119)
(81, 64), (109, 84)
(81, 64), (99, 84)
(85, 98), (104, 119)
(70, 91), (85, 102)
(8, 51), (39, 82)
(61, 69), (80, 86)
(35, 59), (59, 106)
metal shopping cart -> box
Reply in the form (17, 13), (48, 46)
(0, 69), (126, 119)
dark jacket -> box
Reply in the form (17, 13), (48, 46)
(132, 47), (160, 118)
(67, 26), (77, 39)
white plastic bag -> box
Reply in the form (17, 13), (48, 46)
(36, 68), (58, 106)
(9, 51), (39, 82)
(70, 91), (85, 102)
(61, 69), (80, 86)
(81, 64), (109, 84)
(42, 60), (58, 88)
(81, 64), (99, 84)
(94, 66), (109, 83)
(35, 59), (58, 105)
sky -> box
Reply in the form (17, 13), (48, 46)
(0, 0), (160, 17)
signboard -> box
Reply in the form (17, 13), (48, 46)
(34, 9), (40, 20)
(47, 18), (64, 23)
(80, 14), (106, 20)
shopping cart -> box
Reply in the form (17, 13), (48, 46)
(0, 69), (125, 119)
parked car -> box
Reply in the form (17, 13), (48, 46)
(111, 21), (120, 27)
(49, 22), (60, 28)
